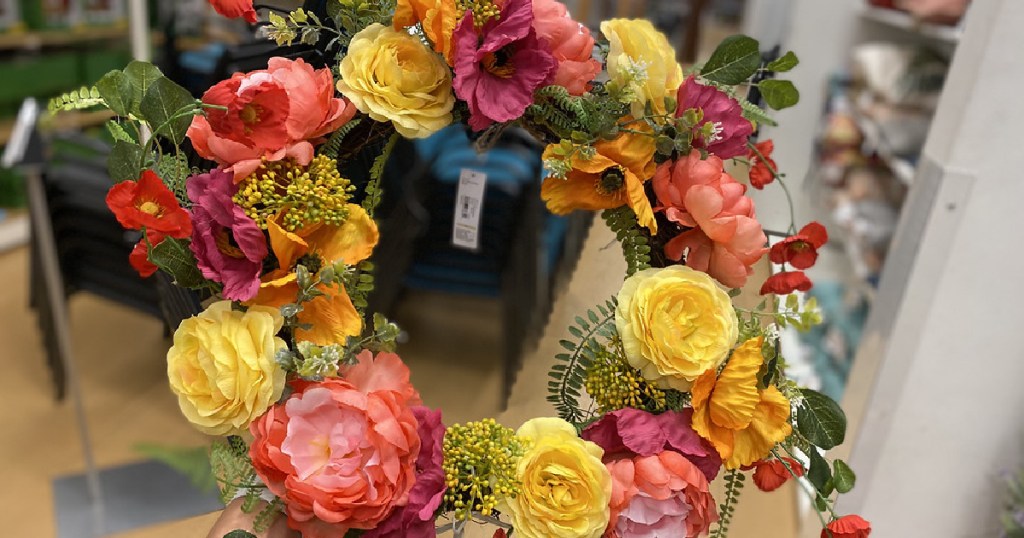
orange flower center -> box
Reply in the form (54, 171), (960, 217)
(214, 229), (247, 259)
(596, 166), (626, 195)
(482, 50), (515, 79)
(137, 200), (163, 216)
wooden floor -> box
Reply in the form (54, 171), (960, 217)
(0, 219), (801, 537)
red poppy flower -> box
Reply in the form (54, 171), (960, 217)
(493, 530), (507, 538)
(105, 171), (192, 238)
(760, 270), (813, 295)
(821, 514), (871, 538)
(207, 0), (257, 23)
(748, 139), (776, 189)
(129, 229), (166, 278)
(752, 457), (804, 492)
(770, 221), (829, 270)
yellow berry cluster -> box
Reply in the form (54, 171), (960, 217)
(455, 0), (501, 27)
(585, 345), (667, 413)
(233, 155), (355, 231)
(442, 418), (526, 520)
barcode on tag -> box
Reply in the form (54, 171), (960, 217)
(452, 169), (487, 250)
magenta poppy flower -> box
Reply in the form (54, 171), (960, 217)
(676, 75), (754, 160)
(453, 0), (558, 131)
(186, 169), (267, 301)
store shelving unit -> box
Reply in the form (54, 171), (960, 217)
(0, 25), (127, 51)
(860, 5), (962, 44)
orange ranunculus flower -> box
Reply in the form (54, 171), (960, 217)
(691, 337), (792, 469)
(541, 130), (658, 233)
(249, 204), (379, 345)
(394, 0), (459, 64)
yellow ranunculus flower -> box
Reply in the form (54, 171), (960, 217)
(503, 418), (611, 538)
(167, 301), (287, 435)
(601, 19), (684, 118)
(691, 337), (793, 468)
(616, 265), (738, 391)
(337, 23), (455, 139)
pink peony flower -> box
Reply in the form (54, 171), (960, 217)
(186, 169), (267, 301)
(676, 75), (753, 160)
(606, 452), (718, 538)
(363, 406), (446, 538)
(531, 0), (600, 96)
(453, 0), (558, 131)
(249, 351), (422, 538)
(582, 408), (721, 482)
(188, 58), (357, 181)
(653, 150), (768, 288)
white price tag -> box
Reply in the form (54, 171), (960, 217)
(452, 168), (487, 250)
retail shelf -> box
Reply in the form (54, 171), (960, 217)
(849, 106), (916, 186)
(0, 26), (128, 51)
(860, 6), (962, 44)
(0, 109), (115, 146)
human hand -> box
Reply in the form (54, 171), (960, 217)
(205, 498), (299, 538)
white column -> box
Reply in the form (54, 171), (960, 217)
(834, 1), (1024, 535)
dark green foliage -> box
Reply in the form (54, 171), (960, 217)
(108, 140), (146, 182)
(155, 151), (192, 206)
(253, 498), (285, 533)
(759, 80), (800, 110)
(223, 531), (257, 538)
(832, 459), (856, 493)
(321, 118), (363, 160)
(149, 237), (208, 290)
(766, 51), (799, 72)
(700, 35), (761, 85)
(362, 133), (398, 218)
(524, 85), (624, 143)
(547, 298), (618, 424)
(796, 389), (847, 450)
(711, 470), (746, 538)
(602, 206), (651, 277)
(210, 436), (263, 506)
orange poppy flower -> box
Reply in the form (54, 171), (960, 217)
(691, 336), (792, 469)
(249, 204), (379, 345)
(394, 0), (459, 64)
(540, 130), (658, 233)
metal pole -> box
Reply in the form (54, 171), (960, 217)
(127, 0), (151, 62)
(26, 167), (106, 536)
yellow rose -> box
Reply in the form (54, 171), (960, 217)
(337, 23), (455, 138)
(167, 301), (287, 435)
(616, 265), (738, 391)
(601, 19), (684, 118)
(503, 418), (611, 538)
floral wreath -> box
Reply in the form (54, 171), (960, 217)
(51, 1), (870, 537)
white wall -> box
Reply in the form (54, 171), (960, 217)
(837, 1), (1024, 535)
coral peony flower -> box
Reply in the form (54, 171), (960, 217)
(676, 76), (753, 160)
(770, 221), (829, 270)
(602, 19), (683, 118)
(188, 58), (357, 181)
(394, 0), (458, 63)
(128, 229), (165, 278)
(249, 351), (422, 538)
(582, 408), (721, 482)
(186, 169), (267, 301)
(691, 337), (793, 469)
(760, 270), (813, 295)
(453, 0), (558, 131)
(541, 130), (657, 232)
(751, 457), (804, 492)
(338, 24), (455, 138)
(207, 0), (257, 23)
(615, 265), (738, 391)
(822, 515), (872, 538)
(249, 204), (378, 345)
(502, 417), (612, 538)
(748, 139), (776, 189)
(363, 406), (446, 538)
(605, 451), (718, 538)
(167, 301), (287, 435)
(105, 170), (192, 237)
(654, 150), (768, 288)
(531, 0), (601, 95)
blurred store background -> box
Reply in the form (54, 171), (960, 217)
(3, 1), (1010, 538)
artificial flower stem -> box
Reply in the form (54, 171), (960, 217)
(747, 141), (797, 234)
(771, 447), (838, 535)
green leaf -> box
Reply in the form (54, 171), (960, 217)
(700, 34), (761, 85)
(797, 388), (848, 450)
(766, 51), (799, 72)
(806, 449), (831, 492)
(833, 459), (856, 493)
(123, 61), (164, 116)
(223, 531), (257, 538)
(140, 77), (196, 146)
(149, 237), (207, 289)
(759, 80), (800, 110)
(739, 100), (778, 127)
(95, 69), (133, 116)
(108, 140), (145, 182)
(105, 120), (136, 144)
(136, 443), (214, 492)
